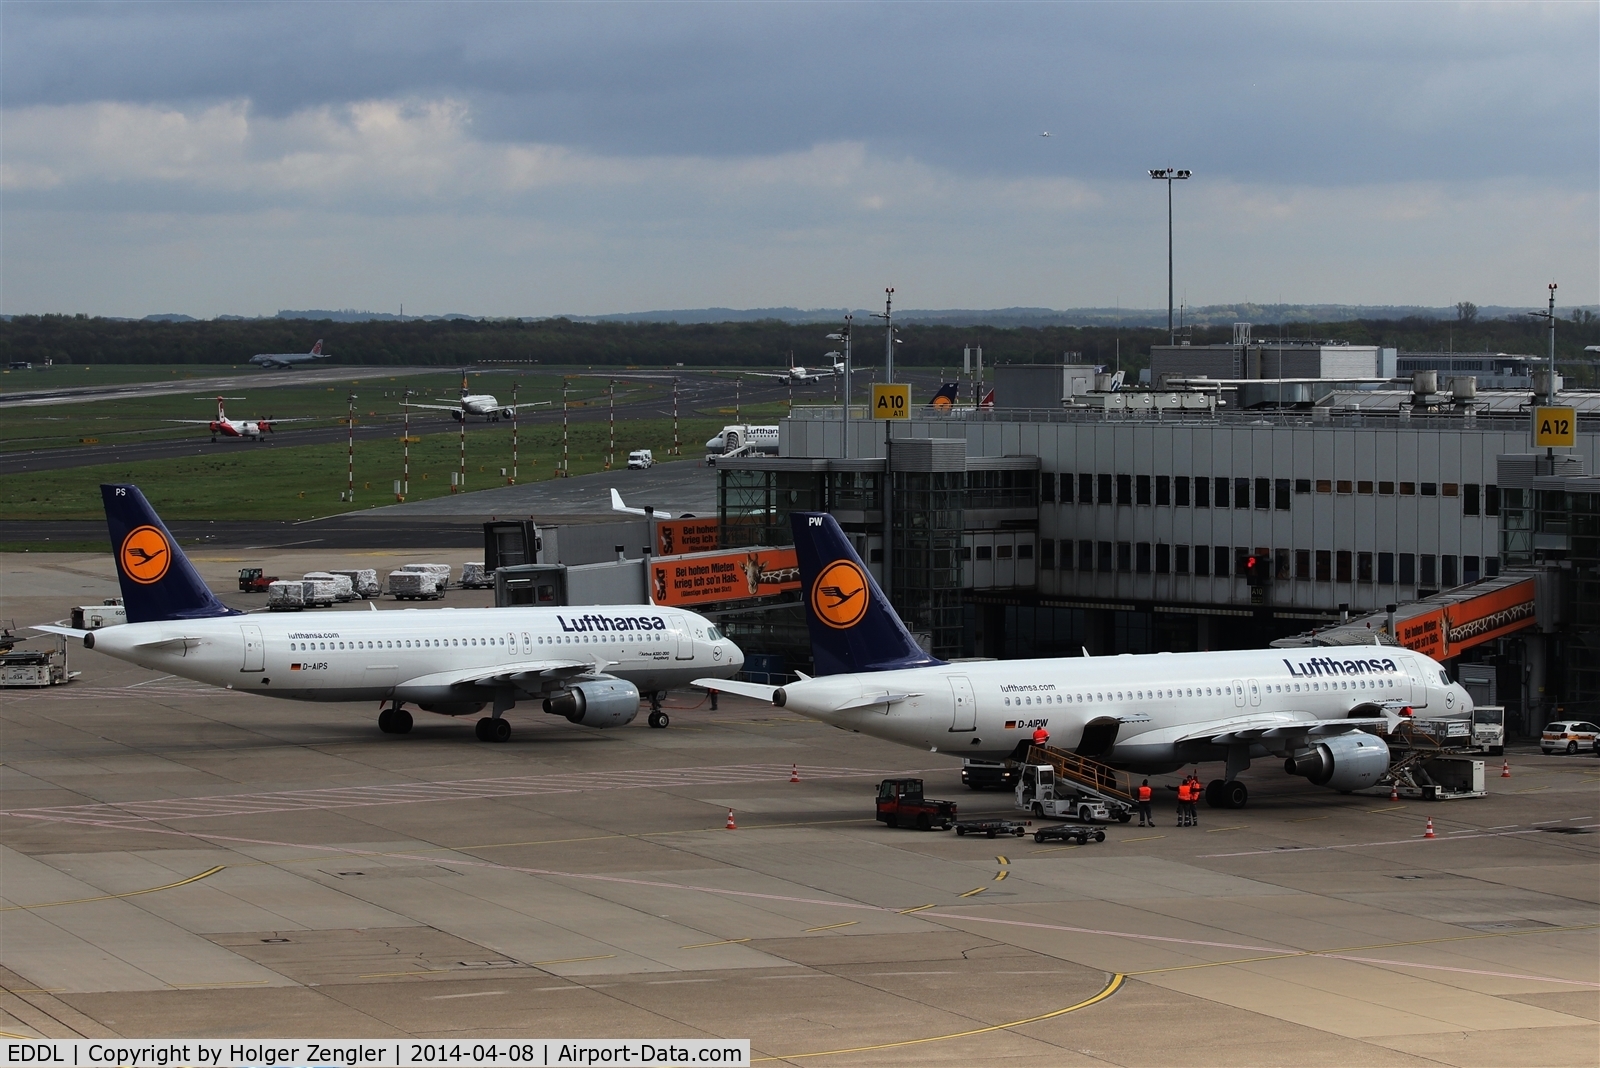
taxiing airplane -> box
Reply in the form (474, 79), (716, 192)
(747, 356), (845, 386)
(700, 512), (1473, 810)
(36, 485), (744, 741)
(250, 340), (329, 369)
(704, 424), (780, 457)
(404, 377), (551, 423)
(166, 397), (319, 442)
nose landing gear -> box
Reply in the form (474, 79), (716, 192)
(647, 690), (669, 729)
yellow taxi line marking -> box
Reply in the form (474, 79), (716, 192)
(1289, 815), (1331, 823)
(1206, 826), (1246, 833)
(804, 922), (858, 933)
(898, 904), (936, 914)
(993, 870), (1009, 881)
(753, 973), (1125, 1061)
(995, 856), (1009, 865)
(0, 1032), (39, 1040)
(0, 865), (225, 912)
(959, 887), (987, 898)
(1120, 835), (1165, 843)
(681, 938), (751, 949)
(530, 954), (615, 966)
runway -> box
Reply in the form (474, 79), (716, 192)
(1, 551), (1595, 1064)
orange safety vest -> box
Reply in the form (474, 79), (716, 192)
(1137, 785), (1152, 802)
(1176, 783), (1190, 803)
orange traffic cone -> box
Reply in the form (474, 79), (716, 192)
(725, 808), (737, 830)
(1389, 781), (1399, 802)
(790, 764), (800, 783)
(1423, 817), (1435, 839)
(1501, 760), (1511, 779)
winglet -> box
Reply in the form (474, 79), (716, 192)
(790, 512), (943, 675)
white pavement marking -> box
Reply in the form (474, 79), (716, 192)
(0, 764), (918, 826)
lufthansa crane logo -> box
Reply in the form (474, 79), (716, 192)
(811, 559), (868, 629)
(119, 525), (171, 585)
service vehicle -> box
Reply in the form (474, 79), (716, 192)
(460, 562), (494, 589)
(300, 574), (341, 607)
(397, 562), (451, 590)
(1032, 824), (1105, 845)
(238, 567), (278, 592)
(70, 600), (125, 630)
(387, 570), (443, 601)
(1015, 762), (1116, 823)
(953, 818), (1027, 838)
(627, 449), (655, 470)
(961, 758), (1017, 791)
(875, 778), (957, 831)
(328, 568), (381, 598)
(267, 580), (310, 611)
(1471, 705), (1506, 755)
(304, 572), (356, 602)
(0, 635), (75, 687)
(1541, 721), (1600, 755)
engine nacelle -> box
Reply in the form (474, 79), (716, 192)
(543, 678), (640, 728)
(498, 407), (514, 421)
(1289, 732), (1390, 793)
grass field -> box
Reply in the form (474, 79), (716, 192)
(0, 363), (261, 393)
(0, 413), (743, 521)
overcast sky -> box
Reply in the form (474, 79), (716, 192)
(3, 1), (1596, 319)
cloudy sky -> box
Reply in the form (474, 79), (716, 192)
(3, 2), (1596, 318)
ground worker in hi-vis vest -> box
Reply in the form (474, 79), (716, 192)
(1137, 779), (1154, 826)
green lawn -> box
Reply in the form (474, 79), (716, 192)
(0, 415), (730, 521)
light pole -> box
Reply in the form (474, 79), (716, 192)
(873, 288), (896, 383)
(1149, 167), (1192, 345)
(510, 380), (519, 484)
(346, 393), (356, 504)
(827, 315), (853, 457)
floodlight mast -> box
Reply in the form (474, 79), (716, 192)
(826, 315), (853, 458)
(1149, 167), (1192, 345)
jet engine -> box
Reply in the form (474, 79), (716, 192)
(1287, 732), (1390, 793)
(498, 407), (514, 421)
(543, 678), (640, 728)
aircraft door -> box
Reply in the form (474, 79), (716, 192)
(1247, 679), (1261, 706)
(948, 676), (976, 732)
(1233, 680), (1246, 708)
(1402, 657), (1428, 707)
(240, 625), (264, 672)
(668, 614), (694, 660)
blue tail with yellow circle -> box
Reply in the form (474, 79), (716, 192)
(789, 511), (943, 675)
(102, 484), (238, 623)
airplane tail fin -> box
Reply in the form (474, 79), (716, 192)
(978, 388), (994, 410)
(310, 339), (323, 355)
(790, 512), (943, 675)
(101, 484), (239, 624)
(929, 382), (958, 410)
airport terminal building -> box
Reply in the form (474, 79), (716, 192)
(714, 355), (1599, 734)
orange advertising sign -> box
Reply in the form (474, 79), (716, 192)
(651, 548), (800, 606)
(1396, 607), (1446, 659)
(656, 518), (720, 558)
(1445, 579), (1536, 653)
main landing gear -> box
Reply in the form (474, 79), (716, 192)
(378, 705), (413, 734)
(646, 691), (670, 729)
(475, 716), (511, 743)
(1204, 779), (1249, 809)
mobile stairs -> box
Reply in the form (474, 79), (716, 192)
(1024, 745), (1137, 823)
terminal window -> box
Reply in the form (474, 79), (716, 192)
(1098, 473), (1113, 503)
(1442, 555), (1458, 587)
(1336, 551), (1352, 583)
(1421, 483), (1438, 496)
(1039, 540), (1055, 569)
(1463, 555), (1479, 582)
(1379, 552), (1395, 584)
(1380, 481), (1395, 495)
(1214, 546), (1231, 577)
(1156, 475), (1171, 505)
(1276, 479), (1291, 510)
(1485, 557), (1500, 577)
(1079, 540), (1094, 570)
(1485, 485), (1500, 515)
(1155, 542), (1171, 573)
(1058, 473), (1072, 501)
(1316, 550), (1332, 582)
(1358, 552), (1374, 582)
(1337, 480), (1353, 494)
(1421, 554), (1437, 586)
(1098, 541), (1113, 573)
(1358, 481), (1374, 494)
(1296, 479), (1312, 494)
(1137, 475), (1151, 505)
(1400, 553), (1415, 585)
(1195, 478), (1210, 507)
(1215, 478), (1230, 508)
(1275, 547), (1291, 579)
(1175, 545), (1190, 574)
(1079, 474), (1094, 504)
(1040, 473), (1055, 502)
(1194, 545), (1209, 576)
(1136, 542), (1151, 573)
(1235, 478), (1251, 508)
(1296, 549), (1311, 580)
(1442, 483), (1459, 497)
(1463, 484), (1480, 515)
(1117, 542), (1131, 571)
(976, 545), (992, 561)
(1117, 475), (1133, 506)
(1400, 482), (1416, 495)
(1175, 476), (1191, 506)
(1316, 479), (1333, 493)
(1258, 478), (1273, 509)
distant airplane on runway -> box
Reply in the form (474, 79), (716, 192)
(747, 355), (845, 386)
(250, 340), (329, 369)
(404, 375), (551, 423)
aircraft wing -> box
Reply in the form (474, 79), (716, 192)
(32, 623), (90, 640)
(1170, 709), (1400, 746)
(165, 420), (221, 425)
(743, 372), (791, 380)
(503, 401), (552, 412)
(401, 402), (464, 413)
(402, 658), (597, 692)
(692, 677), (778, 702)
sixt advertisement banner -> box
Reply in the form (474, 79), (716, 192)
(651, 548), (800, 606)
(655, 518), (720, 557)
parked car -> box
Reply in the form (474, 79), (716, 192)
(1540, 721), (1600, 755)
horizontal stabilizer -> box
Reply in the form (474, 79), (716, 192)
(692, 677), (777, 703)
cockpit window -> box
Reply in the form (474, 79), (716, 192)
(1439, 671), (1450, 684)
(707, 626), (722, 640)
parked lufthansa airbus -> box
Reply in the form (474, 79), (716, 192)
(38, 485), (744, 741)
(700, 512), (1473, 809)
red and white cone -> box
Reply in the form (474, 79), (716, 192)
(1423, 817), (1435, 839)
(1501, 760), (1511, 779)
(790, 764), (800, 784)
(1389, 781), (1399, 802)
(725, 808), (737, 830)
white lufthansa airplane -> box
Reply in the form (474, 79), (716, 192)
(404, 377), (551, 423)
(250, 340), (330, 368)
(704, 424), (780, 457)
(699, 512), (1474, 810)
(36, 485), (744, 740)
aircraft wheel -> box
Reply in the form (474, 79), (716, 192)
(648, 711), (670, 729)
(378, 708), (412, 734)
(1224, 780), (1249, 809)
(1205, 779), (1227, 808)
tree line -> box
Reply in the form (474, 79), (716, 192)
(3, 312), (1596, 378)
